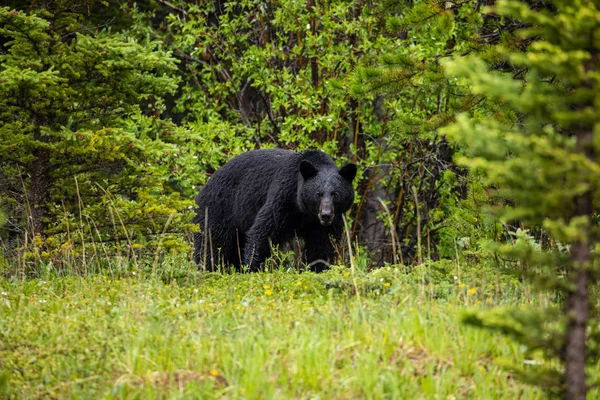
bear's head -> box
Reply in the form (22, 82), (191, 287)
(298, 160), (357, 226)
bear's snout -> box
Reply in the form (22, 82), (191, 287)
(318, 197), (334, 226)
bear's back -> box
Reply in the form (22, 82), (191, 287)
(203, 149), (297, 191)
(196, 149), (300, 228)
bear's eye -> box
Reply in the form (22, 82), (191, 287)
(332, 192), (339, 199)
(317, 192), (323, 198)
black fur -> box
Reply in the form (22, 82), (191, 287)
(193, 149), (356, 272)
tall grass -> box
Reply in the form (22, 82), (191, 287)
(0, 254), (580, 399)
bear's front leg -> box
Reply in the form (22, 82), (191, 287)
(243, 207), (279, 272)
(302, 219), (344, 272)
(304, 232), (338, 273)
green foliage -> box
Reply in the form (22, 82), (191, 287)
(442, 0), (600, 395)
(1, 0), (508, 269)
(122, 0), (470, 264)
(126, 0), (381, 146)
(437, 176), (505, 262)
(348, 0), (500, 263)
(0, 3), (195, 261)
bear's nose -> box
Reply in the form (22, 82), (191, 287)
(319, 197), (334, 226)
(319, 210), (333, 225)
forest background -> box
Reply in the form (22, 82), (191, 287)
(1, 0), (599, 399)
(0, 0), (508, 265)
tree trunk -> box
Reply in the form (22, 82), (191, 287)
(564, 126), (593, 400)
(28, 124), (51, 237)
(565, 240), (589, 400)
(563, 43), (598, 399)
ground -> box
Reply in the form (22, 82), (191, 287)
(0, 262), (586, 399)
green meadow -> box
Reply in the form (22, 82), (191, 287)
(0, 262), (559, 399)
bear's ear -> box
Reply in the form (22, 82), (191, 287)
(300, 160), (318, 180)
(339, 163), (357, 182)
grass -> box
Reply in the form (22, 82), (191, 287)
(0, 262), (553, 399)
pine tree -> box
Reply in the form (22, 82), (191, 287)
(0, 3), (194, 262)
(443, 1), (600, 398)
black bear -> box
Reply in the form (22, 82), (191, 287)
(193, 149), (356, 272)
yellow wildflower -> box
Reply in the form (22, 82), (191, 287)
(209, 369), (219, 377)
(34, 234), (44, 246)
(468, 288), (476, 295)
(383, 282), (391, 287)
(459, 283), (466, 288)
(265, 289), (273, 296)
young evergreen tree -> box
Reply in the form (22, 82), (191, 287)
(443, 1), (600, 398)
(0, 3), (194, 262)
